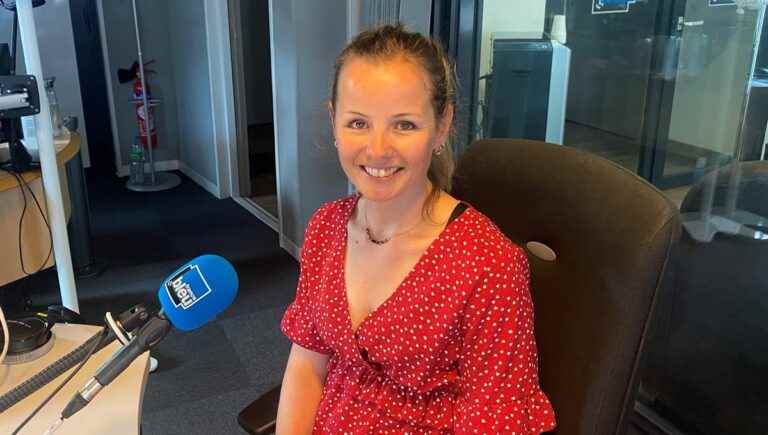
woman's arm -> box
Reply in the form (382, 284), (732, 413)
(454, 245), (556, 434)
(275, 343), (330, 435)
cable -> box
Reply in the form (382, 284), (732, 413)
(16, 169), (53, 272)
(0, 305), (9, 365)
(11, 328), (107, 435)
(0, 327), (108, 412)
(0, 166), (53, 276)
(42, 417), (62, 435)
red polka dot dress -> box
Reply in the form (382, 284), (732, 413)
(281, 196), (556, 434)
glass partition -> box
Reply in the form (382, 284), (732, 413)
(437, 0), (768, 433)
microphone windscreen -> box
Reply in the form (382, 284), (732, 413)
(157, 255), (238, 331)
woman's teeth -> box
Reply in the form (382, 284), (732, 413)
(363, 166), (400, 178)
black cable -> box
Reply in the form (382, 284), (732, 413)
(0, 328), (112, 412)
(11, 328), (107, 435)
(0, 167), (53, 276)
(3, 168), (30, 274)
(15, 169), (53, 272)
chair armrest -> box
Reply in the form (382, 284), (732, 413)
(238, 385), (281, 435)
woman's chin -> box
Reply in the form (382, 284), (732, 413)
(357, 187), (400, 203)
(350, 174), (401, 202)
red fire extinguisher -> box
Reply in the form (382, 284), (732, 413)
(133, 72), (157, 148)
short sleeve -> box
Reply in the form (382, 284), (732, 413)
(455, 245), (556, 434)
(280, 207), (333, 355)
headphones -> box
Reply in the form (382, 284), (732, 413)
(1, 305), (82, 363)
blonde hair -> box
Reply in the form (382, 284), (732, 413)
(330, 24), (458, 220)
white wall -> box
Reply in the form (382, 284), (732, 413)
(169, 0), (217, 188)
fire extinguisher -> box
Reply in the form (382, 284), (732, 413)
(133, 74), (157, 148)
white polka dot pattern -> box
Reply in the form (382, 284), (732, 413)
(281, 195), (557, 434)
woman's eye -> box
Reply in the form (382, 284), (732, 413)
(348, 119), (367, 129)
(396, 121), (416, 131)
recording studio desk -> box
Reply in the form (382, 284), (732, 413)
(0, 323), (150, 435)
(0, 132), (80, 287)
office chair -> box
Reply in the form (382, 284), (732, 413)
(238, 139), (680, 434)
(640, 161), (768, 434)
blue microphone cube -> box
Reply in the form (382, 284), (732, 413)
(157, 255), (238, 331)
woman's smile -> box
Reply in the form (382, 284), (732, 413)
(360, 165), (404, 179)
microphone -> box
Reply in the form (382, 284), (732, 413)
(60, 255), (238, 420)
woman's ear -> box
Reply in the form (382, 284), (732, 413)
(435, 104), (454, 148)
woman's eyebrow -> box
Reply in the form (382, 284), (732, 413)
(344, 111), (368, 116)
(393, 113), (421, 118)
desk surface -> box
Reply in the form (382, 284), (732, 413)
(0, 323), (150, 435)
(0, 132), (81, 192)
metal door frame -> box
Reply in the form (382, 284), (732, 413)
(431, 0), (483, 156)
(637, 0), (689, 189)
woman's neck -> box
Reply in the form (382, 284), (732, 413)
(362, 183), (432, 236)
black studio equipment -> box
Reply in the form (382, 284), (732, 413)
(482, 33), (570, 144)
(0, 0), (46, 173)
(0, 74), (40, 172)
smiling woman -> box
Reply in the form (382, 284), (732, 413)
(275, 24), (556, 434)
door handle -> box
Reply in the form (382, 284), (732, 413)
(677, 17), (705, 31)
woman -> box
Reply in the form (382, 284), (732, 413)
(276, 24), (555, 434)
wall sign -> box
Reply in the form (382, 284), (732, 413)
(592, 0), (637, 14)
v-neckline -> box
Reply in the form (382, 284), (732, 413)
(340, 195), (468, 337)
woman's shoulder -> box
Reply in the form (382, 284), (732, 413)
(305, 195), (358, 235)
(458, 206), (528, 268)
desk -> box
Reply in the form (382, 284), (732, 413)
(0, 132), (80, 287)
(0, 323), (150, 435)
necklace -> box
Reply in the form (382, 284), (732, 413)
(362, 199), (423, 245)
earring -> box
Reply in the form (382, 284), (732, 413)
(434, 145), (444, 155)
(334, 139), (338, 148)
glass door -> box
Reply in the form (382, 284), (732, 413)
(648, 0), (764, 189)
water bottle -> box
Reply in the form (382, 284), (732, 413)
(44, 77), (63, 137)
(129, 141), (145, 185)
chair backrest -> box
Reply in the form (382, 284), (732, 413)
(451, 139), (680, 435)
(642, 161), (768, 434)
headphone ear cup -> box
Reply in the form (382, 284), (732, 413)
(7, 314), (53, 355)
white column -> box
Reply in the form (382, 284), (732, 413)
(16, 0), (79, 312)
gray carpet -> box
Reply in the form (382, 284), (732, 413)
(17, 171), (296, 434)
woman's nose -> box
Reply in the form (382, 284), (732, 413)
(367, 130), (390, 157)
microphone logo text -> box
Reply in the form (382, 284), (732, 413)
(165, 265), (212, 309)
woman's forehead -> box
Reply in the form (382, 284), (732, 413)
(336, 57), (433, 113)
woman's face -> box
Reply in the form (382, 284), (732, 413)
(332, 56), (451, 204)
